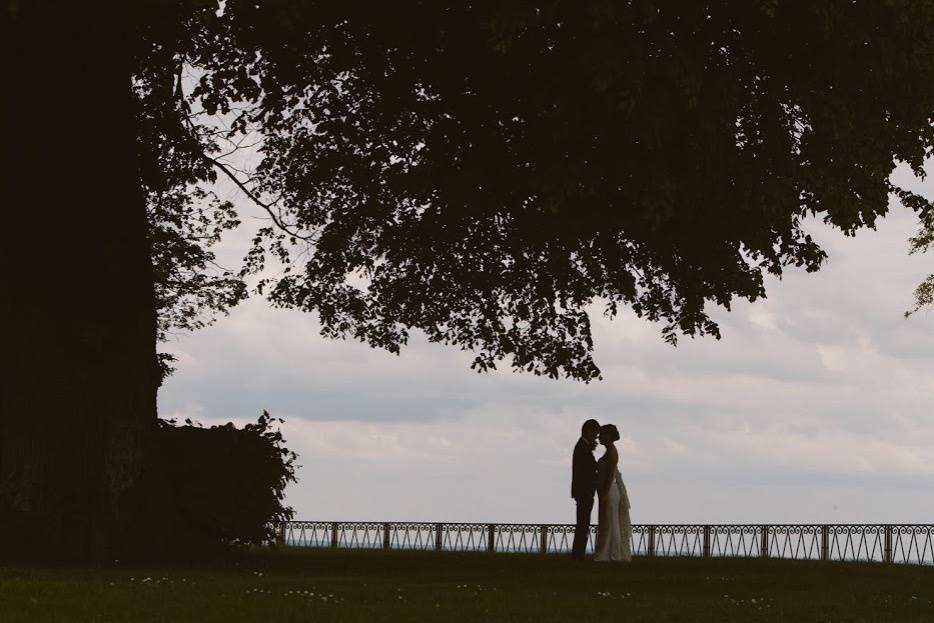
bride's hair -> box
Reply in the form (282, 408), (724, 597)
(599, 424), (620, 442)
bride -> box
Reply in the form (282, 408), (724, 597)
(593, 424), (632, 562)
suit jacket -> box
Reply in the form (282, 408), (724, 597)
(571, 437), (597, 500)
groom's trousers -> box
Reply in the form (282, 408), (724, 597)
(572, 496), (594, 560)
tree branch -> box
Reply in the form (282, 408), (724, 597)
(206, 155), (314, 241)
(174, 58), (315, 243)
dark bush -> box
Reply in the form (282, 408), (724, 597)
(123, 411), (296, 557)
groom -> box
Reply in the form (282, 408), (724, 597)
(570, 418), (600, 560)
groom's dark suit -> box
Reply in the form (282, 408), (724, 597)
(571, 437), (597, 560)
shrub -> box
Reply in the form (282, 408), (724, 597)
(124, 411), (297, 557)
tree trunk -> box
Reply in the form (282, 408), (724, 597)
(0, 3), (158, 560)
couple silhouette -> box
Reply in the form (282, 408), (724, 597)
(571, 419), (632, 561)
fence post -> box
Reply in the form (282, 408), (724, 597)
(647, 525), (656, 557)
(487, 524), (496, 552)
(760, 525), (769, 559)
(330, 522), (339, 548)
(821, 525), (829, 561)
(884, 525), (893, 564)
(435, 523), (443, 551)
(383, 523), (391, 550)
(703, 525), (711, 558)
(540, 525), (548, 554)
(276, 523), (286, 547)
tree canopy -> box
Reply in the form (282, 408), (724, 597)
(140, 1), (934, 381)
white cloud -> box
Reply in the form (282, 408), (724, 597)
(748, 307), (778, 331)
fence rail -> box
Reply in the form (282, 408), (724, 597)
(276, 522), (934, 565)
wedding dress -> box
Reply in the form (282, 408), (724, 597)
(593, 464), (632, 562)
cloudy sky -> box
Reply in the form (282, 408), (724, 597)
(158, 163), (934, 526)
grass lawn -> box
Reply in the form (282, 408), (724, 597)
(0, 547), (932, 622)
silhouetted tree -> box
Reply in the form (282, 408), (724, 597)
(4, 1), (934, 559)
(907, 219), (934, 317)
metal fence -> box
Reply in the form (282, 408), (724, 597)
(277, 522), (934, 565)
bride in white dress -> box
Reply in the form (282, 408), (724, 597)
(593, 424), (632, 562)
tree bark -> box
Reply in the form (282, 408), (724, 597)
(0, 3), (158, 560)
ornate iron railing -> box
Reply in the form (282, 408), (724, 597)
(276, 522), (934, 565)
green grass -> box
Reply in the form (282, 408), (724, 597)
(0, 547), (932, 622)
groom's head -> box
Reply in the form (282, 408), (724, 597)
(581, 419), (600, 444)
